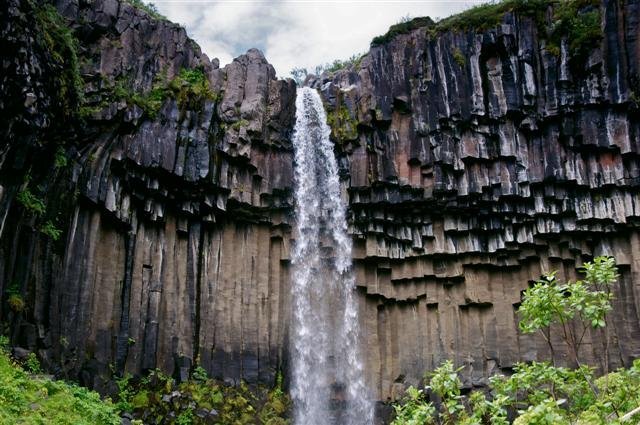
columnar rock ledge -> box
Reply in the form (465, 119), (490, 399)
(1, 0), (639, 402)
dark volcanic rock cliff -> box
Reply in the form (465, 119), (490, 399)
(1, 0), (640, 403)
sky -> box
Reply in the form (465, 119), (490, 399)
(150, 0), (487, 78)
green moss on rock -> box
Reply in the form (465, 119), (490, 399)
(371, 17), (434, 47)
(326, 101), (358, 142)
(0, 340), (120, 424)
(34, 3), (84, 118)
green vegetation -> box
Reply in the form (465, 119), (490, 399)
(7, 294), (25, 313)
(290, 53), (366, 84)
(231, 119), (250, 130)
(169, 67), (218, 110)
(34, 3), (84, 117)
(113, 366), (290, 424)
(548, 0), (602, 60)
(371, 16), (434, 47)
(369, 0), (602, 65)
(0, 337), (121, 424)
(452, 48), (466, 68)
(17, 187), (46, 216)
(5, 283), (25, 314)
(54, 147), (69, 168)
(428, 0), (548, 34)
(125, 0), (166, 20)
(40, 220), (62, 241)
(323, 53), (367, 73)
(326, 102), (358, 142)
(82, 67), (217, 120)
(391, 257), (640, 424)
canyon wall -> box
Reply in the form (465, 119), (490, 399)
(1, 0), (640, 402)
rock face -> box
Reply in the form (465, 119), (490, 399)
(1, 0), (639, 404)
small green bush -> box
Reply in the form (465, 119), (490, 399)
(0, 344), (120, 424)
(391, 257), (640, 425)
(40, 220), (62, 241)
(112, 367), (291, 424)
(54, 146), (68, 168)
(7, 293), (25, 313)
(17, 188), (46, 216)
(24, 352), (41, 374)
(452, 48), (465, 67)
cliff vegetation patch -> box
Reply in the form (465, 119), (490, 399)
(0, 337), (121, 424)
(390, 257), (640, 424)
(369, 0), (603, 65)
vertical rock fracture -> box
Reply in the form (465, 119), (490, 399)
(290, 88), (372, 425)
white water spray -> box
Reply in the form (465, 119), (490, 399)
(290, 87), (373, 425)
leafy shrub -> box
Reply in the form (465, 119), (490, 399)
(289, 53), (366, 84)
(391, 257), (640, 424)
(0, 343), (120, 424)
(40, 220), (62, 241)
(191, 365), (208, 383)
(391, 386), (436, 425)
(24, 352), (41, 374)
(54, 146), (68, 168)
(17, 188), (46, 216)
(452, 48), (465, 67)
(169, 67), (217, 110)
(112, 366), (291, 424)
(7, 294), (25, 313)
(518, 256), (618, 367)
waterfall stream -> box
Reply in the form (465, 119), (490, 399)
(290, 87), (373, 425)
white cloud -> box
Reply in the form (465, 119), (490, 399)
(150, 0), (487, 77)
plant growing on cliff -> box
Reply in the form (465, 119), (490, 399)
(415, 0), (602, 64)
(452, 48), (466, 68)
(371, 16), (434, 46)
(289, 52), (366, 84)
(0, 342), (121, 424)
(518, 256), (618, 369)
(40, 220), (62, 241)
(391, 257), (640, 424)
(34, 3), (84, 117)
(125, 0), (166, 20)
(17, 187), (46, 216)
(169, 67), (217, 110)
(54, 147), (68, 169)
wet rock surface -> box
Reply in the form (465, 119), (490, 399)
(0, 0), (639, 402)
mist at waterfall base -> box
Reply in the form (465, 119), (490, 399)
(289, 87), (373, 425)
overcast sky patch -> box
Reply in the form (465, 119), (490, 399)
(150, 1), (486, 78)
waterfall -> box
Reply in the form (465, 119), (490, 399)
(290, 87), (373, 425)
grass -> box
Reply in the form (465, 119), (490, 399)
(34, 3), (84, 117)
(0, 338), (120, 424)
(371, 16), (434, 46)
(125, 0), (166, 20)
(82, 67), (218, 120)
(370, 0), (602, 63)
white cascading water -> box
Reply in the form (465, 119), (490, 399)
(290, 87), (373, 425)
